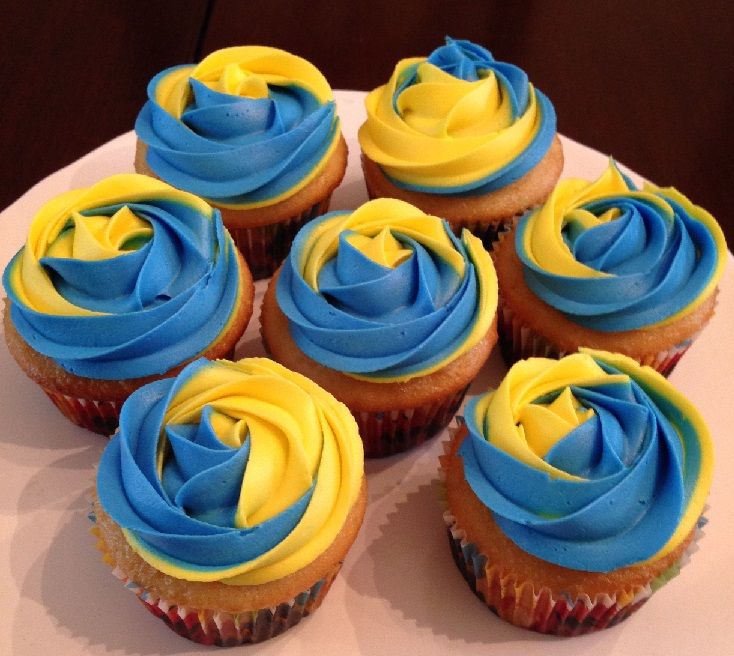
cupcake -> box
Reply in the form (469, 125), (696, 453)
(91, 357), (366, 646)
(135, 46), (348, 279)
(358, 37), (563, 246)
(2, 174), (253, 435)
(261, 197), (498, 458)
(440, 349), (712, 635)
(495, 160), (727, 375)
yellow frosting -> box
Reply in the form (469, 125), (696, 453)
(519, 161), (727, 327)
(122, 358), (364, 585)
(471, 349), (713, 563)
(358, 59), (545, 189)
(7, 174), (212, 317)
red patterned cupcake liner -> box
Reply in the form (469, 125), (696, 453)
(498, 301), (700, 377)
(126, 565), (340, 646)
(364, 174), (533, 251)
(42, 388), (122, 436)
(228, 198), (332, 280)
(353, 385), (468, 458)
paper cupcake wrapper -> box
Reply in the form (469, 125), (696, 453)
(498, 301), (699, 377)
(446, 205), (536, 250)
(228, 197), (332, 280)
(353, 384), (468, 458)
(124, 566), (339, 646)
(88, 505), (341, 646)
(438, 432), (706, 636)
(40, 349), (237, 437)
(43, 388), (122, 436)
(364, 174), (533, 251)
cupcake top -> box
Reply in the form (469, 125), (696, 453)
(358, 37), (557, 196)
(459, 349), (713, 572)
(275, 198), (497, 382)
(135, 46), (341, 209)
(97, 357), (364, 585)
(2, 174), (243, 380)
(515, 161), (727, 331)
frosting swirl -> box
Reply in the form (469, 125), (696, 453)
(135, 46), (341, 209)
(276, 198), (497, 382)
(459, 349), (713, 572)
(516, 161), (727, 331)
(3, 174), (242, 380)
(97, 357), (364, 585)
(358, 37), (556, 195)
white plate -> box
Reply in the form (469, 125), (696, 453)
(1, 90), (732, 656)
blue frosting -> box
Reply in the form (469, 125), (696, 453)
(4, 200), (240, 380)
(516, 184), (723, 331)
(97, 360), (314, 571)
(135, 66), (338, 205)
(457, 357), (701, 572)
(276, 212), (485, 379)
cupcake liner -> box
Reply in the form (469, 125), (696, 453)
(364, 172), (533, 250)
(447, 205), (536, 250)
(438, 432), (706, 636)
(40, 349), (237, 437)
(353, 384), (468, 458)
(127, 566), (339, 646)
(498, 301), (701, 377)
(89, 505), (341, 646)
(43, 388), (122, 436)
(228, 197), (332, 280)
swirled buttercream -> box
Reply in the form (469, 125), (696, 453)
(358, 37), (556, 195)
(135, 46), (341, 209)
(97, 357), (364, 585)
(516, 161), (726, 331)
(3, 174), (242, 380)
(275, 198), (497, 382)
(459, 349), (713, 572)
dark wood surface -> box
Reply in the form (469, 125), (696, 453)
(3, 0), (733, 244)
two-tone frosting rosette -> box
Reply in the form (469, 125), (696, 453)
(92, 357), (366, 646)
(494, 160), (726, 374)
(2, 174), (252, 434)
(359, 37), (563, 244)
(261, 197), (498, 457)
(135, 46), (348, 278)
(441, 349), (712, 635)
